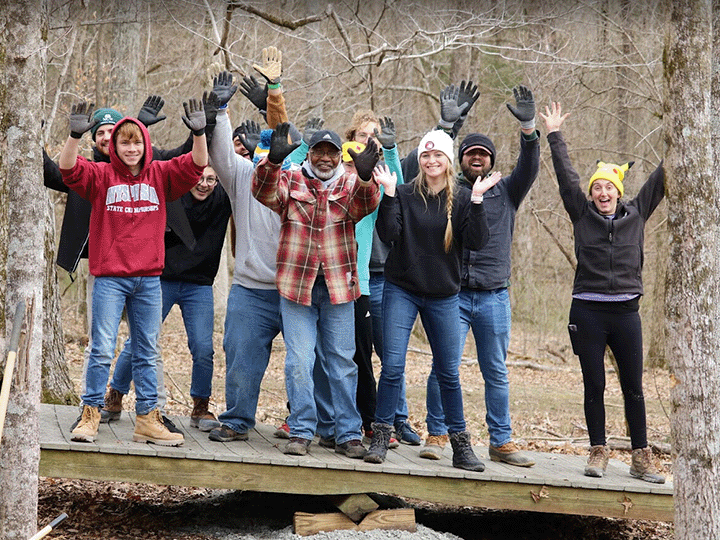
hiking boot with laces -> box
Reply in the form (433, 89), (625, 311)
(209, 424), (249, 442)
(364, 422), (393, 464)
(283, 437), (312, 456)
(419, 434), (449, 460)
(100, 388), (124, 423)
(363, 428), (399, 449)
(335, 439), (367, 459)
(630, 447), (666, 484)
(190, 397), (221, 432)
(489, 441), (535, 467)
(449, 431), (485, 472)
(394, 420), (421, 445)
(584, 445), (609, 478)
(71, 405), (101, 443)
(133, 408), (184, 447)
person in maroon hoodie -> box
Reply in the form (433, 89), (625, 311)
(58, 99), (208, 446)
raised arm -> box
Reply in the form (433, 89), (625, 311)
(59, 102), (98, 170)
(181, 98), (208, 168)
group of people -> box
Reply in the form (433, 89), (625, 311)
(45, 46), (665, 483)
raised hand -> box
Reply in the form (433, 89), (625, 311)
(302, 117), (324, 146)
(539, 101), (569, 133)
(372, 163), (397, 196)
(253, 46), (282, 84)
(268, 122), (301, 165)
(182, 98), (207, 136)
(238, 120), (262, 155)
(137, 95), (166, 127)
(452, 80), (479, 138)
(472, 170), (503, 200)
(348, 138), (380, 182)
(212, 71), (238, 107)
(239, 74), (268, 112)
(69, 101), (99, 139)
(439, 84), (470, 129)
(506, 85), (536, 129)
(373, 116), (396, 149)
(202, 91), (221, 128)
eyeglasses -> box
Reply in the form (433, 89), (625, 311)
(310, 148), (342, 159)
(198, 176), (217, 186)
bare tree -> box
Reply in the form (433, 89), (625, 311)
(664, 0), (720, 537)
(0, 1), (48, 538)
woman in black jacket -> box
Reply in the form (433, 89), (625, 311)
(541, 102), (665, 484)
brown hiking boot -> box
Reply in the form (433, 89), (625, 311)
(584, 445), (609, 478)
(133, 408), (184, 446)
(71, 405), (101, 443)
(630, 447), (666, 484)
(190, 397), (221, 432)
(489, 441), (535, 467)
(101, 388), (124, 423)
(419, 434), (449, 460)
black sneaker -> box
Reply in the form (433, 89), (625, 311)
(209, 425), (249, 442)
(162, 415), (183, 434)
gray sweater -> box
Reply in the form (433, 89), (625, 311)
(209, 109), (280, 289)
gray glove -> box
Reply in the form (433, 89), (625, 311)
(438, 84), (470, 130)
(506, 85), (535, 130)
(69, 102), (99, 139)
(373, 116), (396, 149)
(302, 117), (324, 146)
(212, 71), (238, 107)
(182, 98), (206, 136)
(452, 80), (479, 139)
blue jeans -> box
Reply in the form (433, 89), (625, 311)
(281, 277), (362, 445)
(369, 273), (409, 425)
(111, 280), (214, 406)
(83, 276), (162, 415)
(426, 288), (512, 446)
(219, 285), (282, 433)
(376, 281), (466, 433)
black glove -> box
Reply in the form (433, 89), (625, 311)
(268, 122), (301, 165)
(182, 98), (206, 136)
(212, 71), (238, 107)
(452, 80), (479, 138)
(69, 102), (98, 139)
(347, 138), (379, 182)
(438, 84), (470, 130)
(302, 117), (324, 146)
(239, 74), (268, 113)
(137, 95), (166, 127)
(237, 120), (262, 155)
(373, 116), (396, 149)
(506, 85), (535, 129)
(202, 90), (221, 132)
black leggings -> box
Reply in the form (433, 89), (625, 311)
(568, 298), (647, 449)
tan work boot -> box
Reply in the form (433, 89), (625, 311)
(133, 408), (184, 446)
(419, 434), (449, 460)
(101, 387), (124, 423)
(584, 444), (609, 478)
(489, 441), (535, 467)
(630, 447), (666, 484)
(71, 405), (101, 443)
(190, 397), (221, 432)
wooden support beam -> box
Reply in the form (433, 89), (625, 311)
(294, 509), (416, 536)
(327, 493), (379, 522)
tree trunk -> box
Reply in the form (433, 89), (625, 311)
(0, 2), (48, 538)
(664, 0), (720, 537)
(109, 0), (141, 112)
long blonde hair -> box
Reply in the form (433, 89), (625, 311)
(413, 162), (457, 253)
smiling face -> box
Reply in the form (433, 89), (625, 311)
(590, 179), (620, 215)
(94, 124), (114, 157)
(460, 147), (493, 182)
(419, 149), (449, 182)
(190, 166), (218, 201)
(309, 141), (342, 180)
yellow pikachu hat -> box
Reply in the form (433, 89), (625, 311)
(588, 161), (634, 197)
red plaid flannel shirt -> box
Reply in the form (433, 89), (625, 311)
(252, 159), (381, 306)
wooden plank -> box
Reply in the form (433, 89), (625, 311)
(328, 494), (379, 522)
(358, 508), (416, 532)
(293, 511), (358, 536)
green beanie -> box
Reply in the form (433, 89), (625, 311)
(91, 108), (123, 140)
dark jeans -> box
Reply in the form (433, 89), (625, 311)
(568, 298), (647, 449)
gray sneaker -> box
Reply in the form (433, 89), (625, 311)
(283, 437), (312, 456)
(335, 439), (367, 459)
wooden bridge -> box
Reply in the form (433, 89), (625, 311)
(39, 404), (673, 526)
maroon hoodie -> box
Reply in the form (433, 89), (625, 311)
(61, 117), (203, 277)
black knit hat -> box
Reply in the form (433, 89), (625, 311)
(458, 133), (496, 169)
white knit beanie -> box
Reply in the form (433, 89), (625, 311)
(417, 130), (454, 164)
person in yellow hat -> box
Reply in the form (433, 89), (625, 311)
(541, 102), (666, 484)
